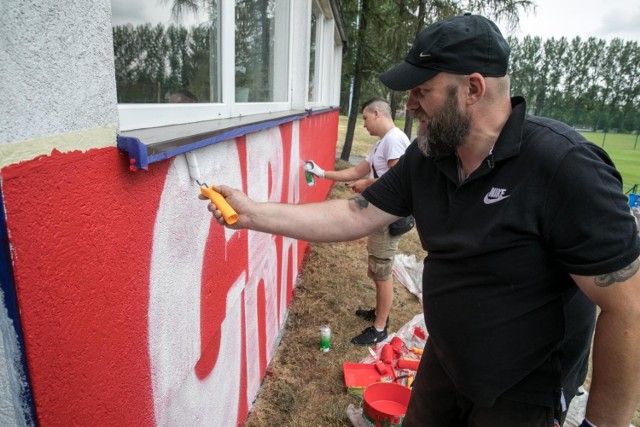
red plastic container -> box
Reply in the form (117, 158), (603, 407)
(396, 359), (420, 371)
(362, 382), (411, 427)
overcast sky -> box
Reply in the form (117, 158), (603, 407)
(111, 0), (640, 43)
(497, 0), (640, 42)
(111, 0), (205, 27)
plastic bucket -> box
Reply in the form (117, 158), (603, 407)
(362, 382), (411, 427)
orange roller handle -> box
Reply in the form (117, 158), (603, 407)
(200, 186), (239, 225)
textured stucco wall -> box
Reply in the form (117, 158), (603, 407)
(0, 0), (118, 149)
(0, 0), (119, 424)
(0, 0), (343, 424)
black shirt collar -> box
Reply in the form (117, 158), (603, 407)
(432, 96), (527, 183)
(492, 96), (526, 162)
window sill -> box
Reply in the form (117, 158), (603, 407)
(117, 108), (337, 171)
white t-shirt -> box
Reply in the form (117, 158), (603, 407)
(365, 127), (411, 178)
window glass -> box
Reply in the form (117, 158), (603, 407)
(308, 8), (318, 101)
(110, 0), (335, 131)
(235, 0), (290, 103)
(111, 0), (221, 104)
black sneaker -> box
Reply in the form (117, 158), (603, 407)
(355, 309), (391, 328)
(351, 326), (388, 345)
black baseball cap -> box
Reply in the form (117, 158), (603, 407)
(380, 13), (510, 91)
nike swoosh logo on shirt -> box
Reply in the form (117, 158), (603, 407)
(483, 188), (510, 204)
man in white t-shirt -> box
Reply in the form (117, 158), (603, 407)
(305, 97), (411, 345)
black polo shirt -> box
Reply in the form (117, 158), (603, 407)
(363, 97), (640, 407)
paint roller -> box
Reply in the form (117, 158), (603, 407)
(185, 152), (239, 225)
(185, 151), (202, 184)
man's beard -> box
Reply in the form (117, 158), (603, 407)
(417, 85), (471, 158)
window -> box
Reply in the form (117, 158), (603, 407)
(308, 5), (319, 102)
(111, 0), (343, 133)
(235, 0), (289, 103)
(111, 1), (220, 104)
(307, 0), (343, 109)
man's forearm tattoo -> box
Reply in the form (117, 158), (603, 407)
(594, 258), (640, 287)
(349, 195), (369, 210)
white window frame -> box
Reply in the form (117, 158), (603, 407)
(306, 0), (341, 109)
(116, 0), (341, 133)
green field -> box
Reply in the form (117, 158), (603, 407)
(580, 132), (640, 195)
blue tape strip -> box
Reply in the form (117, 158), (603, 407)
(116, 135), (150, 171)
(148, 113), (308, 164)
(117, 112), (310, 171)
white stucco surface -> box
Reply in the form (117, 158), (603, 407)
(0, 0), (118, 146)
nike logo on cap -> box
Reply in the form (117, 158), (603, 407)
(484, 187), (510, 204)
(419, 52), (431, 58)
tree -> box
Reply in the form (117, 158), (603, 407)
(582, 37), (607, 129)
(340, 0), (370, 162)
(508, 35), (543, 110)
(614, 40), (639, 132)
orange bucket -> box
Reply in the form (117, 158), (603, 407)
(362, 382), (411, 426)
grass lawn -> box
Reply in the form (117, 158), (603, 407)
(580, 131), (640, 194)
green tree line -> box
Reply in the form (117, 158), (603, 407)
(336, 0), (639, 159)
(508, 36), (640, 133)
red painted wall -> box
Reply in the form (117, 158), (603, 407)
(0, 111), (337, 425)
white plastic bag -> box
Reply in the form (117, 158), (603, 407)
(346, 403), (371, 427)
(392, 254), (424, 303)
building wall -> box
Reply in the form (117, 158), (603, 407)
(1, 115), (336, 426)
(0, 0), (339, 425)
(0, 1), (118, 149)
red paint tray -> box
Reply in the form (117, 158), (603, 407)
(343, 362), (394, 388)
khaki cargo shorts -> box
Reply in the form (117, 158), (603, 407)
(366, 225), (401, 281)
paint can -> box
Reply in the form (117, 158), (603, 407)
(304, 162), (315, 186)
(305, 171), (315, 186)
(320, 325), (331, 352)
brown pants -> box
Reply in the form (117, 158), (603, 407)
(366, 225), (401, 281)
